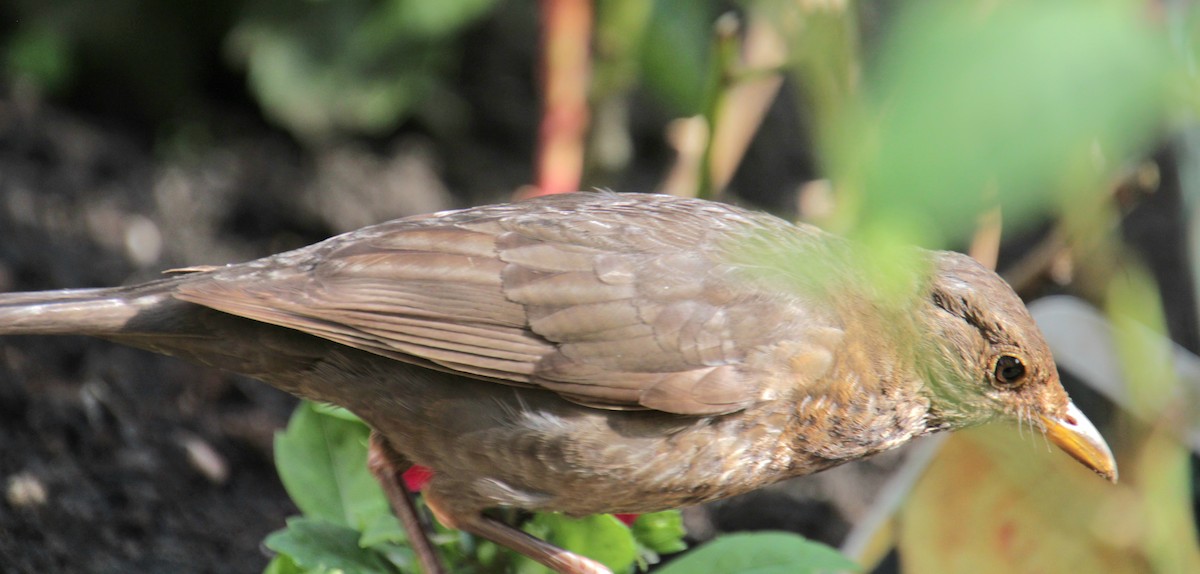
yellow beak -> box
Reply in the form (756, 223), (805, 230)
(1040, 401), (1118, 483)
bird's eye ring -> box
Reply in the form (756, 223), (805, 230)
(993, 355), (1027, 386)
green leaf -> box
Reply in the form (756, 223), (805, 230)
(834, 0), (1172, 245)
(375, 542), (417, 572)
(655, 532), (858, 574)
(274, 401), (390, 529)
(631, 511), (687, 554)
(639, 0), (715, 114)
(265, 517), (394, 574)
(227, 0), (498, 140)
(359, 512), (408, 547)
(4, 23), (75, 95)
(373, 0), (498, 39)
(515, 514), (638, 574)
(263, 553), (304, 574)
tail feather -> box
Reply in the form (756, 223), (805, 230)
(1, 276), (335, 400)
(0, 279), (183, 336)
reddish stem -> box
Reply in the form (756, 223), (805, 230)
(531, 0), (592, 197)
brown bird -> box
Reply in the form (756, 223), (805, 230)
(0, 192), (1115, 574)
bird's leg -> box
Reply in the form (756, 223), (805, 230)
(366, 433), (445, 574)
(422, 490), (612, 574)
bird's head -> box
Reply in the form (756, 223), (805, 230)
(917, 251), (1117, 482)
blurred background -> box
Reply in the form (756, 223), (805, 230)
(0, 0), (1197, 572)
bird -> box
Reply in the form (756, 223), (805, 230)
(0, 191), (1116, 574)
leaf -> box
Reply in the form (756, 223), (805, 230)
(375, 543), (417, 573)
(274, 401), (391, 529)
(263, 554), (304, 574)
(359, 512), (408, 548)
(227, 0), (498, 140)
(515, 514), (638, 574)
(639, 0), (715, 114)
(4, 23), (75, 95)
(265, 517), (394, 574)
(631, 510), (687, 554)
(899, 425), (1200, 573)
(655, 532), (858, 574)
(834, 0), (1171, 245)
(374, 0), (498, 39)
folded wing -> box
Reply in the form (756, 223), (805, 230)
(175, 193), (842, 416)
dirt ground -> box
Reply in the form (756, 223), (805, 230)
(0, 98), (340, 573)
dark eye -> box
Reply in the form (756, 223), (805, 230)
(993, 355), (1027, 386)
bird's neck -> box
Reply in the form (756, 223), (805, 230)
(781, 299), (933, 469)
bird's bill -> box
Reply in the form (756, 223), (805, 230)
(1040, 401), (1118, 483)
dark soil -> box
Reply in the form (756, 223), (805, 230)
(0, 98), (320, 574)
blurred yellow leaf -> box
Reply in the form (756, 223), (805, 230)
(900, 424), (1200, 573)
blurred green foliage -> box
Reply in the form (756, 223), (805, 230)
(837, 0), (1172, 248)
(638, 0), (718, 115)
(1, 0), (238, 123)
(4, 22), (75, 95)
(654, 532), (859, 574)
(0, 0), (724, 135)
(227, 0), (497, 141)
(1, 0), (496, 140)
(708, 0), (1187, 315)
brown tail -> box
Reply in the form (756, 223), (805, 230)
(0, 279), (189, 336)
(0, 277), (331, 394)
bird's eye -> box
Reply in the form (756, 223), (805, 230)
(993, 355), (1027, 386)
